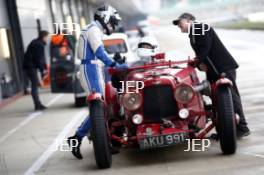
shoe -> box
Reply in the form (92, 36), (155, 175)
(88, 133), (92, 141)
(67, 135), (83, 159)
(35, 104), (47, 111)
(24, 90), (29, 95)
(210, 129), (251, 140)
(237, 128), (251, 139)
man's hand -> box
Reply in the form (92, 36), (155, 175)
(188, 58), (199, 67)
(198, 63), (208, 72)
(41, 70), (48, 79)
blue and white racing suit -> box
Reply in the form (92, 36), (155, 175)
(76, 21), (114, 138)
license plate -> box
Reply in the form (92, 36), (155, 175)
(139, 132), (187, 149)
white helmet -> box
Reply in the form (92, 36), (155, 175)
(137, 36), (159, 60)
(94, 5), (122, 35)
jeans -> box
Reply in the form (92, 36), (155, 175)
(25, 68), (42, 108)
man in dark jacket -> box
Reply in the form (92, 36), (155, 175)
(173, 13), (250, 138)
(23, 31), (49, 110)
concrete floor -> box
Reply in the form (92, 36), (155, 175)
(0, 26), (264, 175)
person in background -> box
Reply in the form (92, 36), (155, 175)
(173, 13), (250, 138)
(50, 29), (74, 60)
(23, 31), (49, 111)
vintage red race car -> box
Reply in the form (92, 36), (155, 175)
(87, 54), (237, 169)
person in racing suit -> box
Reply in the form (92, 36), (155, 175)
(134, 36), (159, 65)
(173, 13), (250, 138)
(111, 36), (160, 90)
(67, 5), (128, 159)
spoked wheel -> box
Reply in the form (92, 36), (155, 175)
(90, 100), (112, 169)
(216, 86), (236, 154)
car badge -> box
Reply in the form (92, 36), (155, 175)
(145, 127), (153, 136)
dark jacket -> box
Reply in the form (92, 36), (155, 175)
(189, 23), (238, 80)
(23, 38), (47, 72)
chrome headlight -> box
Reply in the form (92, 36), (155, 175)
(122, 93), (142, 111)
(179, 108), (189, 119)
(174, 84), (194, 103)
(132, 114), (144, 125)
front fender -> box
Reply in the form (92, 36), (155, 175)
(215, 78), (233, 87)
(105, 82), (118, 105)
(211, 77), (233, 102)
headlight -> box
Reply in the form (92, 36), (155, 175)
(174, 84), (194, 103)
(122, 93), (142, 110)
(132, 114), (143, 125)
(179, 108), (189, 119)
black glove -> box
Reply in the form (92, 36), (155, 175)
(113, 53), (126, 64)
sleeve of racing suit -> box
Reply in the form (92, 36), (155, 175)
(94, 46), (115, 67)
(86, 27), (115, 67)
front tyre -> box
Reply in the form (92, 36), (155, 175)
(216, 86), (236, 154)
(90, 100), (112, 169)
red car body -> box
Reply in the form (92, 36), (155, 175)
(104, 58), (213, 149)
(87, 55), (236, 168)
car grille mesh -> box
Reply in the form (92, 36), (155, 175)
(143, 85), (177, 121)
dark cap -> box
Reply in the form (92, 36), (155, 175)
(172, 13), (196, 25)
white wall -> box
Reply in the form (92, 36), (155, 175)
(16, 0), (54, 50)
